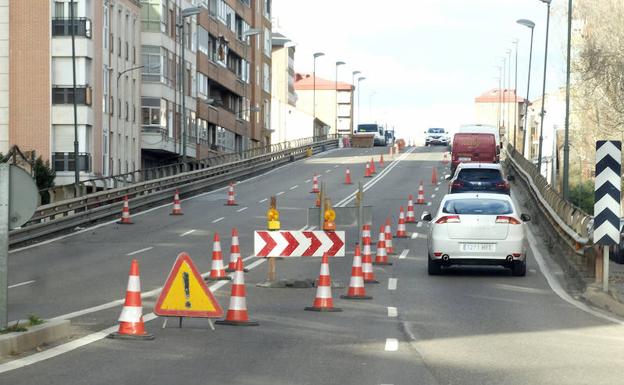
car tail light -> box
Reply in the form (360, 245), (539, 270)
(435, 215), (460, 224)
(495, 181), (510, 191)
(512, 253), (522, 258)
(495, 216), (521, 224)
(451, 180), (464, 189)
(434, 252), (443, 257)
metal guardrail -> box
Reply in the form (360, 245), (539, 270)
(9, 138), (339, 247)
(505, 144), (591, 251)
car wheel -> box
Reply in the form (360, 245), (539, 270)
(428, 255), (442, 275)
(511, 260), (526, 277)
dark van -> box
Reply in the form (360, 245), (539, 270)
(451, 133), (497, 173)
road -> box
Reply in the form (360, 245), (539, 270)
(2, 145), (624, 385)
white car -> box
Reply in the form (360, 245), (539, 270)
(421, 193), (530, 276)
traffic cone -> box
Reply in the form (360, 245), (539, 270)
(225, 182), (238, 206)
(431, 167), (438, 186)
(305, 253), (342, 312)
(108, 259), (153, 340)
(170, 189), (183, 215)
(385, 218), (395, 255)
(215, 257), (259, 326)
(311, 174), (319, 193)
(374, 225), (392, 265)
(207, 233), (232, 281)
(442, 153), (448, 165)
(361, 225), (378, 284)
(370, 158), (376, 174)
(344, 168), (352, 185)
(396, 206), (408, 238)
(379, 154), (384, 167)
(315, 192), (321, 208)
(117, 195), (133, 224)
(364, 162), (372, 178)
(226, 228), (247, 273)
(416, 182), (426, 205)
(406, 195), (416, 223)
(341, 244), (373, 299)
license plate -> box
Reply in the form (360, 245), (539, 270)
(460, 243), (495, 252)
(458, 157), (471, 162)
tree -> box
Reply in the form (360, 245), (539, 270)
(33, 157), (55, 205)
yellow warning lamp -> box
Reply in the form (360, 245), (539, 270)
(267, 196), (280, 231)
(323, 198), (336, 231)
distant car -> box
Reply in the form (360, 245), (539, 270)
(451, 133), (497, 174)
(422, 193), (530, 276)
(449, 163), (510, 195)
(424, 128), (449, 146)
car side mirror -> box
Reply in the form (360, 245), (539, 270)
(421, 212), (432, 222)
(520, 214), (531, 222)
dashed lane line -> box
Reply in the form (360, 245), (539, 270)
(289, 185), (298, 190)
(411, 233), (426, 240)
(385, 338), (399, 351)
(259, 198), (268, 203)
(416, 222), (423, 228)
(276, 191), (285, 196)
(388, 278), (398, 291)
(236, 207), (248, 213)
(180, 229), (196, 237)
(325, 169), (332, 173)
(431, 194), (436, 198)
(212, 217), (225, 223)
(305, 179), (311, 183)
(8, 280), (35, 289)
(399, 249), (409, 259)
(126, 247), (153, 256)
(387, 307), (398, 318)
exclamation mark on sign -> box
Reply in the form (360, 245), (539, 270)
(183, 272), (191, 308)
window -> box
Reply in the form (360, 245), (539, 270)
(141, 45), (161, 82)
(55, 2), (64, 17)
(118, 37), (121, 57)
(264, 0), (272, 18)
(263, 28), (271, 57)
(103, 69), (109, 113)
(103, 5), (109, 49)
(198, 26), (209, 56)
(264, 99), (270, 128)
(263, 63), (270, 92)
(125, 101), (129, 121)
(442, 199), (513, 215)
(118, 98), (122, 117)
(141, 97), (162, 130)
(140, 0), (161, 32)
(52, 87), (92, 105)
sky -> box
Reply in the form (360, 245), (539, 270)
(272, 0), (570, 139)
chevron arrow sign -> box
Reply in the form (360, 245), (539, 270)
(254, 231), (345, 257)
(594, 140), (621, 245)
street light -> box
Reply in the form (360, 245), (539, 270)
(517, 18), (535, 157)
(506, 48), (512, 142)
(351, 71), (361, 132)
(177, 6), (201, 167)
(312, 52), (325, 133)
(562, 0), (573, 200)
(357, 76), (366, 126)
(537, 0), (551, 173)
(513, 39), (519, 149)
(334, 61), (345, 135)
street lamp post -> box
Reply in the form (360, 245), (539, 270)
(517, 18), (535, 157)
(563, 0), (573, 200)
(513, 39), (519, 149)
(70, 0), (79, 195)
(537, 0), (551, 173)
(506, 48), (512, 142)
(357, 76), (366, 126)
(334, 61), (345, 136)
(312, 52), (325, 135)
(351, 71), (360, 132)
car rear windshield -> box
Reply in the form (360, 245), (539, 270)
(357, 124), (378, 133)
(454, 133), (495, 146)
(442, 199), (513, 215)
(428, 128), (445, 133)
(457, 169), (503, 181)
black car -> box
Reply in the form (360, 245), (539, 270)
(449, 163), (510, 195)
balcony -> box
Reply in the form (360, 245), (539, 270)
(52, 152), (91, 172)
(51, 18), (92, 39)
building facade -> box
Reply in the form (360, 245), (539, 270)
(474, 88), (525, 149)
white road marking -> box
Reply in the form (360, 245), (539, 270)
(399, 249), (409, 259)
(434, 187), (439, 191)
(289, 185), (298, 190)
(212, 217), (225, 223)
(259, 198), (268, 203)
(180, 229), (196, 237)
(305, 179), (311, 183)
(325, 169), (331, 173)
(416, 222), (423, 228)
(387, 307), (398, 318)
(334, 165), (339, 168)
(426, 202), (432, 206)
(411, 233), (426, 239)
(236, 207), (248, 212)
(385, 338), (399, 351)
(276, 191), (285, 196)
(431, 194), (436, 198)
(8, 280), (35, 289)
(388, 278), (398, 290)
(126, 247), (153, 256)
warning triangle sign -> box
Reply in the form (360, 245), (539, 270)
(155, 252), (224, 318)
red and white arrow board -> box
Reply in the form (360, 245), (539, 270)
(254, 231), (345, 257)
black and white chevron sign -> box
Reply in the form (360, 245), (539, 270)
(594, 140), (621, 245)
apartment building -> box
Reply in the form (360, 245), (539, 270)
(474, 88), (525, 148)
(1, 0), (141, 186)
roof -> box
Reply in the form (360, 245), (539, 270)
(475, 88), (525, 103)
(272, 32), (292, 47)
(294, 73), (353, 91)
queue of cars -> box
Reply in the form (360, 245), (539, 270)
(421, 124), (529, 277)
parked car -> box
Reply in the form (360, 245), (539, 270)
(451, 133), (497, 174)
(424, 128), (449, 146)
(422, 193), (530, 276)
(449, 163), (510, 195)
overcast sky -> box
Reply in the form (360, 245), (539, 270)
(272, 0), (569, 139)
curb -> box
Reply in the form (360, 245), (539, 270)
(0, 319), (71, 357)
(580, 285), (624, 319)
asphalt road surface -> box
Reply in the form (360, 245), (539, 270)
(2, 145), (624, 385)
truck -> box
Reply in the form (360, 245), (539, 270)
(355, 124), (387, 146)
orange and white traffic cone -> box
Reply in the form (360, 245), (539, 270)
(406, 195), (416, 223)
(344, 168), (352, 185)
(108, 259), (153, 340)
(305, 253), (341, 312)
(208, 233), (232, 281)
(385, 218), (395, 255)
(370, 158), (376, 174)
(315, 192), (321, 208)
(341, 244), (373, 299)
(431, 167), (438, 186)
(226, 228), (247, 273)
(361, 225), (378, 284)
(215, 257), (259, 326)
(416, 182), (426, 205)
(364, 162), (372, 178)
(374, 225), (392, 265)
(379, 154), (384, 167)
(225, 182), (238, 206)
(117, 195), (133, 225)
(396, 206), (408, 238)
(170, 189), (184, 215)
(311, 175), (319, 193)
